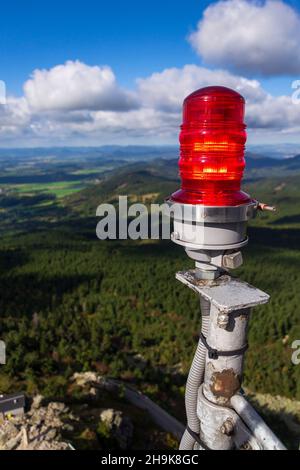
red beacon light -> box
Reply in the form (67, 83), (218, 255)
(168, 86), (258, 277)
(171, 86), (251, 207)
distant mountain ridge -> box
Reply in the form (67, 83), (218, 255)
(0, 145), (299, 164)
(0, 146), (177, 162)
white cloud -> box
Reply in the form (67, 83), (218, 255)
(137, 64), (264, 112)
(87, 108), (179, 137)
(1, 61), (300, 146)
(2, 3), (300, 146)
(26, 108), (180, 143)
(247, 94), (300, 129)
(0, 96), (30, 136)
(137, 64), (300, 133)
(189, 0), (300, 76)
(24, 60), (138, 112)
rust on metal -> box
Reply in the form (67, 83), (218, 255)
(192, 273), (231, 288)
(239, 312), (249, 321)
(220, 418), (235, 436)
(210, 368), (240, 399)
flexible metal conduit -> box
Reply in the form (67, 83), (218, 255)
(179, 297), (210, 450)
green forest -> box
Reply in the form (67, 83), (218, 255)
(0, 152), (299, 427)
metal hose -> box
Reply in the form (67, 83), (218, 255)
(179, 297), (210, 450)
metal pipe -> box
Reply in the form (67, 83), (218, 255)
(203, 306), (250, 406)
(176, 270), (276, 450)
(179, 297), (210, 450)
(197, 306), (250, 449)
(231, 394), (286, 450)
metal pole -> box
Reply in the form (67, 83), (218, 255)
(176, 269), (286, 450)
(202, 305), (250, 407)
(198, 305), (250, 449)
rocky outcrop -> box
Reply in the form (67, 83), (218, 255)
(99, 409), (133, 450)
(0, 396), (76, 450)
(72, 372), (134, 449)
(0, 374), (135, 451)
(72, 371), (99, 388)
(2, 372), (297, 450)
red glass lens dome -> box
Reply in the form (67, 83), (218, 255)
(171, 86), (251, 206)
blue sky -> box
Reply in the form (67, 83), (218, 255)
(1, 0), (296, 95)
(1, 0), (300, 146)
(1, 1), (205, 94)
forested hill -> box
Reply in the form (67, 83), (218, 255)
(0, 151), (299, 449)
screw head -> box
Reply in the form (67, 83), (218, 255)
(217, 313), (229, 329)
(220, 418), (234, 436)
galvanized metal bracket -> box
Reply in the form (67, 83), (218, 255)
(176, 270), (269, 314)
(0, 341), (5, 364)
